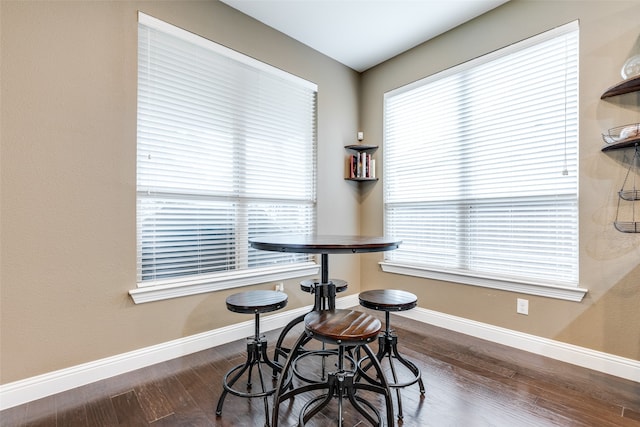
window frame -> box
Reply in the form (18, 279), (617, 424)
(130, 12), (319, 304)
(380, 21), (586, 302)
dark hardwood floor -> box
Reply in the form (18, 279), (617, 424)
(2, 310), (639, 427)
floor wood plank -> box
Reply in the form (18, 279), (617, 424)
(110, 390), (149, 426)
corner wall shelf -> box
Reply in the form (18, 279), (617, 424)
(345, 144), (378, 181)
(345, 177), (379, 182)
(601, 136), (640, 151)
(601, 74), (640, 99)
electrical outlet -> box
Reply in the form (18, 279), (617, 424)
(274, 282), (284, 292)
(517, 298), (529, 315)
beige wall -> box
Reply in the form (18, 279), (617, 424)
(360, 0), (640, 361)
(0, 0), (361, 384)
(1, 0), (639, 389)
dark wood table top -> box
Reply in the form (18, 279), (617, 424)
(249, 234), (401, 254)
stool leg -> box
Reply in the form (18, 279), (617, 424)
(261, 336), (283, 373)
(253, 312), (275, 427)
(299, 375), (341, 426)
(390, 336), (425, 395)
(217, 312), (279, 427)
(356, 342), (395, 427)
(384, 312), (426, 419)
(383, 333), (405, 420)
(314, 283), (337, 381)
(314, 282), (336, 310)
(273, 331), (344, 426)
(377, 310), (403, 420)
(273, 312), (306, 365)
(272, 331), (308, 427)
(256, 359), (271, 427)
(216, 339), (258, 416)
(385, 310), (425, 394)
(298, 344), (385, 427)
(357, 311), (425, 421)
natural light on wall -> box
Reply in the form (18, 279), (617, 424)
(381, 21), (586, 302)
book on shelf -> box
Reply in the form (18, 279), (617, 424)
(348, 153), (375, 179)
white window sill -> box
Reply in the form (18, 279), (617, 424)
(129, 262), (319, 304)
(379, 262), (587, 302)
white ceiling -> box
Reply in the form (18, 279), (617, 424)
(221, 0), (510, 72)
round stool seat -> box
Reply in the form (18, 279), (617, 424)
(305, 309), (381, 345)
(359, 289), (417, 312)
(226, 290), (288, 314)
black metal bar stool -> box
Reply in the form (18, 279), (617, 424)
(216, 290), (288, 427)
(272, 309), (395, 427)
(358, 289), (425, 420)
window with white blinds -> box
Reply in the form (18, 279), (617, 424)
(382, 22), (582, 299)
(135, 13), (317, 296)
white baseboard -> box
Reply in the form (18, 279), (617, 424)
(396, 307), (640, 383)
(2, 294), (638, 411)
(0, 294), (359, 411)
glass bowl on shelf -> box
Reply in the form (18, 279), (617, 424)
(614, 221), (640, 233)
(621, 54), (640, 80)
(602, 123), (640, 145)
(619, 189), (640, 201)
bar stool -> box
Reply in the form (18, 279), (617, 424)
(216, 290), (288, 427)
(272, 309), (394, 427)
(358, 289), (425, 420)
(273, 278), (348, 363)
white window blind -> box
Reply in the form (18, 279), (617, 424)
(383, 22), (579, 291)
(137, 13), (317, 286)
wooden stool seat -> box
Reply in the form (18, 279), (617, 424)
(272, 309), (394, 426)
(305, 309), (381, 344)
(216, 290), (288, 427)
(358, 289), (425, 420)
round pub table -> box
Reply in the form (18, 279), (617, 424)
(250, 235), (401, 360)
(250, 234), (401, 290)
